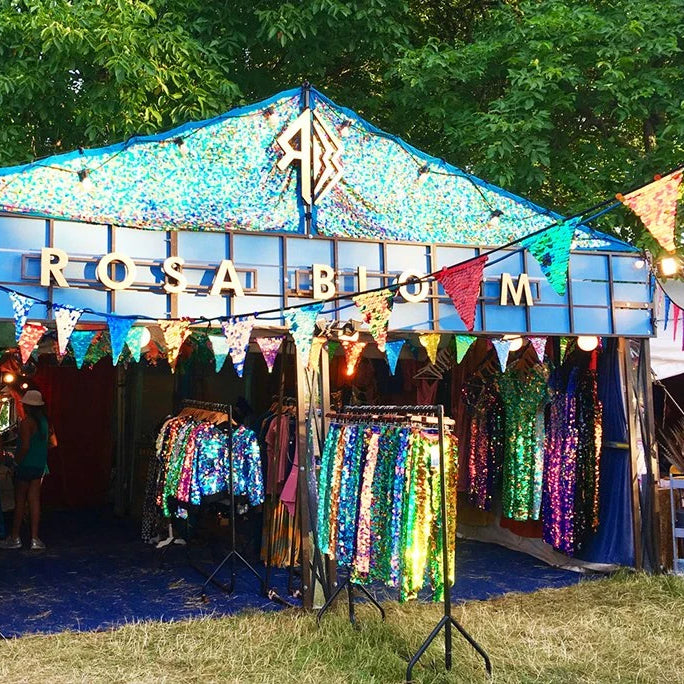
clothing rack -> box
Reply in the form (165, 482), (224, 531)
(179, 399), (265, 598)
(317, 404), (491, 682)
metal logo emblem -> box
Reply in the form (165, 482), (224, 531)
(276, 108), (343, 205)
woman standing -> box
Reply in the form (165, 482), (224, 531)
(0, 390), (50, 550)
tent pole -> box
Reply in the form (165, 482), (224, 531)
(620, 337), (643, 570)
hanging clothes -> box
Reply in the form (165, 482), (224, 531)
(498, 365), (549, 521)
(318, 417), (458, 602)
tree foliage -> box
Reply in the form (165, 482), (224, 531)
(0, 0), (682, 253)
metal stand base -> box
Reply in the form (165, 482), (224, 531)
(317, 576), (385, 629)
(406, 614), (491, 683)
(198, 549), (265, 599)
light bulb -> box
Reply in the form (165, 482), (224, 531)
(633, 259), (645, 270)
(173, 137), (188, 156)
(416, 166), (429, 185)
(577, 336), (599, 352)
(2, 373), (15, 384)
(659, 256), (679, 277)
(339, 120), (352, 137)
(77, 169), (94, 192)
(488, 210), (503, 228)
(20, 382), (28, 390)
(139, 327), (151, 348)
(503, 334), (524, 352)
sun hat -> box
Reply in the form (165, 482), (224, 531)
(21, 390), (45, 406)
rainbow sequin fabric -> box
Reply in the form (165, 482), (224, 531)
(317, 420), (458, 602)
(155, 417), (264, 517)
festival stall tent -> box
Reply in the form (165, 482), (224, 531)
(0, 85), (662, 611)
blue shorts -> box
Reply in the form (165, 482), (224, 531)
(15, 466), (46, 482)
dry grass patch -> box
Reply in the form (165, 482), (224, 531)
(1, 572), (683, 683)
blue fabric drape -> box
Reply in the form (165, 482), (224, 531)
(578, 339), (635, 566)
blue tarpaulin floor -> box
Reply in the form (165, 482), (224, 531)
(0, 509), (583, 638)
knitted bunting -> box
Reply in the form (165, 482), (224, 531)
(528, 337), (547, 363)
(107, 316), (135, 365)
(9, 292), (34, 342)
(618, 170), (683, 252)
(492, 339), (512, 371)
(352, 288), (395, 352)
(208, 334), (231, 373)
(435, 255), (487, 330)
(221, 315), (255, 378)
(308, 336), (326, 371)
(69, 330), (97, 369)
(54, 304), (83, 356)
(256, 336), (283, 373)
(341, 340), (367, 376)
(125, 327), (147, 363)
(454, 335), (476, 363)
(385, 339), (405, 375)
(523, 218), (579, 296)
(284, 303), (324, 365)
(418, 333), (441, 365)
(18, 322), (47, 364)
(158, 320), (191, 371)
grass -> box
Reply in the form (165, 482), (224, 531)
(1, 572), (683, 683)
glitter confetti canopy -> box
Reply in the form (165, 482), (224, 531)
(435, 255), (488, 331)
(418, 333), (441, 364)
(341, 340), (367, 376)
(125, 326), (147, 363)
(208, 334), (231, 373)
(492, 339), (512, 371)
(256, 336), (283, 373)
(9, 292), (33, 342)
(385, 339), (405, 375)
(221, 315), (255, 378)
(107, 316), (135, 365)
(454, 335), (476, 363)
(529, 337), (547, 364)
(54, 305), (83, 356)
(523, 218), (579, 296)
(0, 85), (625, 250)
(158, 320), (191, 371)
(69, 330), (96, 369)
(284, 303), (324, 365)
(18, 322), (47, 364)
(618, 170), (682, 252)
(352, 288), (395, 352)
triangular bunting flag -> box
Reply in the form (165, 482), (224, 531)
(221, 315), (255, 378)
(327, 340), (340, 361)
(341, 340), (367, 376)
(352, 288), (395, 352)
(158, 320), (191, 372)
(492, 339), (512, 371)
(256, 336), (283, 373)
(209, 334), (231, 373)
(528, 337), (547, 364)
(618, 170), (683, 252)
(284, 303), (324, 365)
(418, 333), (441, 365)
(54, 304), (83, 356)
(9, 291), (34, 342)
(308, 336), (326, 371)
(125, 327), (147, 363)
(70, 330), (97, 369)
(454, 335), (476, 363)
(107, 316), (135, 366)
(385, 339), (405, 375)
(664, 294), (671, 330)
(523, 218), (579, 296)
(435, 255), (487, 330)
(559, 337), (569, 363)
(18, 322), (47, 364)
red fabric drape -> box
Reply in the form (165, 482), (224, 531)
(34, 360), (115, 509)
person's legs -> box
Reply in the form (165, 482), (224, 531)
(27, 479), (42, 541)
(11, 479), (29, 539)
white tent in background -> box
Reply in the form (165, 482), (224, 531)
(652, 280), (684, 380)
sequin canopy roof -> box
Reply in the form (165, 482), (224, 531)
(0, 86), (632, 250)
